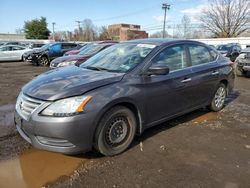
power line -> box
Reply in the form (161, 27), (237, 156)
(92, 5), (158, 22)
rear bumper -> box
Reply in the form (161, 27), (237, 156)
(14, 110), (96, 154)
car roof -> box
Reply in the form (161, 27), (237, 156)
(242, 47), (250, 53)
(121, 38), (207, 47)
(0, 44), (26, 48)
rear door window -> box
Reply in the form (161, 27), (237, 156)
(12, 46), (25, 51)
(62, 43), (77, 49)
(188, 45), (212, 66)
(151, 45), (188, 72)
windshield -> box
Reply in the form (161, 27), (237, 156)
(217, 44), (232, 51)
(79, 44), (105, 56)
(80, 43), (156, 73)
(41, 44), (51, 50)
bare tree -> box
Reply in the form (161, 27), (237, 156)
(200, 0), (250, 37)
(150, 31), (169, 38)
(99, 26), (111, 40)
(174, 15), (192, 39)
(182, 15), (192, 38)
(81, 19), (98, 41)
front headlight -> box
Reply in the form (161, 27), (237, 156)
(41, 96), (92, 117)
(57, 60), (77, 67)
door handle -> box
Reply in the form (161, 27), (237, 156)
(181, 78), (192, 83)
(211, 71), (219, 75)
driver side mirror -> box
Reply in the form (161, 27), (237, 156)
(146, 64), (170, 75)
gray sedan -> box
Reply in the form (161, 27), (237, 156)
(0, 45), (32, 61)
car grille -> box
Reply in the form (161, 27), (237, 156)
(16, 93), (44, 120)
(238, 62), (250, 66)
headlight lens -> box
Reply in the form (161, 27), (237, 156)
(57, 60), (77, 67)
(41, 96), (92, 117)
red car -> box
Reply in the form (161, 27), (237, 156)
(50, 43), (116, 68)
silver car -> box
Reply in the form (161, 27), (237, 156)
(0, 45), (32, 61)
(235, 47), (250, 76)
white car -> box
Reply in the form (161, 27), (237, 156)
(0, 45), (32, 61)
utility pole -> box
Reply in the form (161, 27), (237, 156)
(52, 22), (56, 41)
(162, 3), (170, 38)
(76, 21), (81, 31)
(76, 21), (81, 40)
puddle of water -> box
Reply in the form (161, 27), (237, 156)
(192, 112), (218, 123)
(0, 104), (15, 127)
(0, 148), (85, 188)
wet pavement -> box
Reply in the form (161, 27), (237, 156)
(0, 104), (15, 137)
(0, 62), (250, 188)
(0, 149), (84, 188)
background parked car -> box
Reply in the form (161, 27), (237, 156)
(0, 45), (32, 61)
(216, 43), (241, 62)
(50, 43), (115, 68)
(64, 41), (118, 56)
(23, 42), (82, 66)
(0, 41), (23, 46)
(235, 47), (250, 77)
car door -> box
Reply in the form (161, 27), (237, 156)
(186, 44), (220, 108)
(0, 46), (9, 61)
(143, 44), (195, 125)
(49, 43), (62, 59)
(1, 46), (16, 61)
(11, 46), (26, 60)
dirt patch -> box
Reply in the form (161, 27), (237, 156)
(0, 62), (48, 160)
(0, 62), (48, 106)
(46, 77), (250, 188)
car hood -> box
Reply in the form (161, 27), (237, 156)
(65, 50), (80, 55)
(22, 66), (124, 101)
(51, 55), (87, 64)
(24, 48), (46, 55)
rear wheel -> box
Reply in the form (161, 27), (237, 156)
(39, 56), (49, 66)
(209, 83), (226, 112)
(94, 106), (136, 156)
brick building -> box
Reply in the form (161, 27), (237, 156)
(108, 24), (148, 41)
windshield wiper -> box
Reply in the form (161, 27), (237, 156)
(85, 66), (109, 71)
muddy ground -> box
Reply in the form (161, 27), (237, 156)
(0, 62), (250, 188)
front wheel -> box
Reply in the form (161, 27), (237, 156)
(208, 83), (226, 112)
(38, 56), (49, 66)
(94, 106), (137, 156)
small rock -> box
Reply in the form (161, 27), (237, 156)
(160, 145), (166, 150)
(139, 142), (143, 151)
(245, 145), (250, 149)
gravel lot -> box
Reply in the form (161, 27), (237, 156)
(0, 62), (250, 188)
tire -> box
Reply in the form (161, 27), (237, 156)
(209, 83), (226, 112)
(94, 106), (137, 156)
(38, 56), (49, 66)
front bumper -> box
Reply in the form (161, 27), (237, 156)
(237, 61), (250, 72)
(14, 109), (96, 154)
(23, 54), (39, 64)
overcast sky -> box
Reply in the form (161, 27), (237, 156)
(0, 0), (208, 34)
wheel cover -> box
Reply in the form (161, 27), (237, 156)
(214, 87), (226, 108)
(40, 57), (48, 65)
(105, 116), (129, 146)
